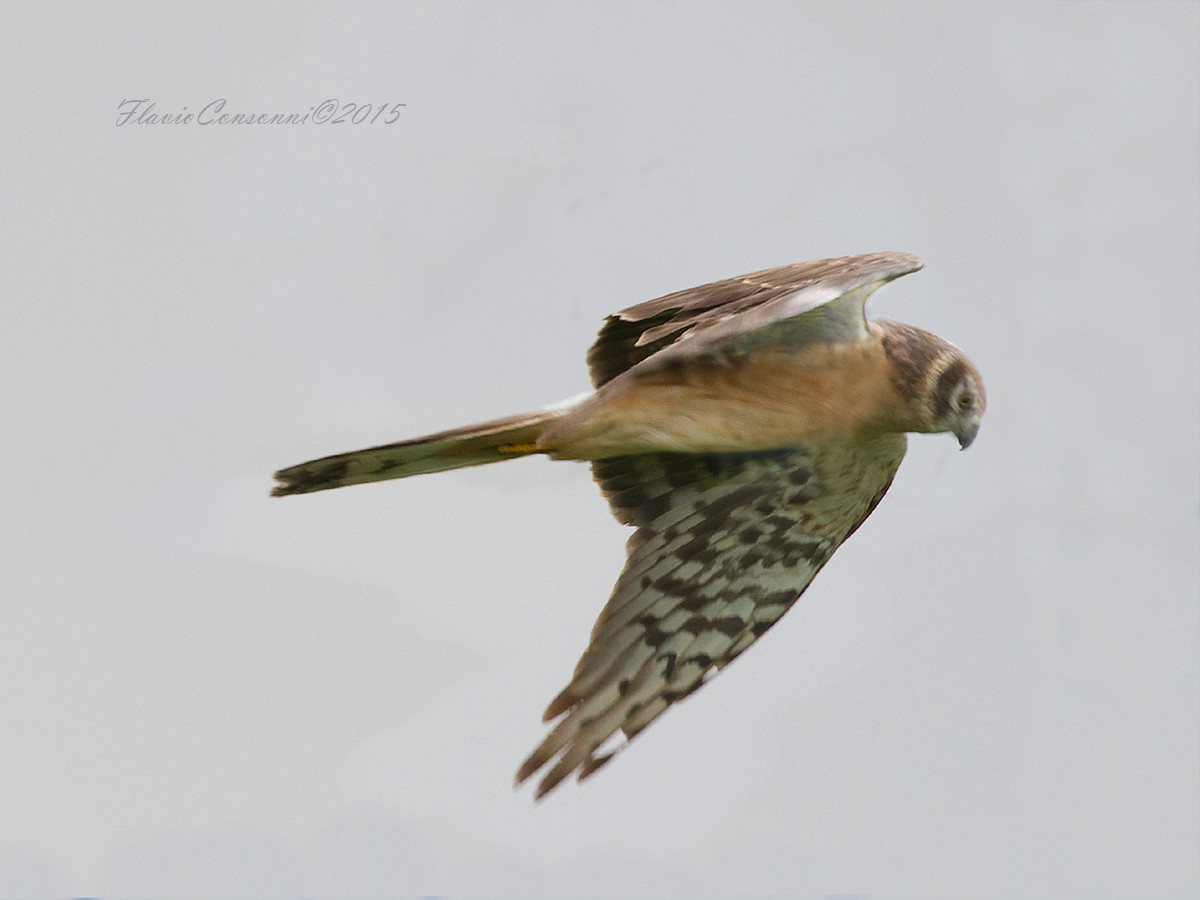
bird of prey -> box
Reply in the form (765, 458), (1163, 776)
(272, 251), (985, 798)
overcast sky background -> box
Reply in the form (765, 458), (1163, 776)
(1, 3), (1197, 899)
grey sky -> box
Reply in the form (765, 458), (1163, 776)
(1, 3), (1197, 899)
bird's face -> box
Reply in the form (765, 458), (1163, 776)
(942, 364), (986, 450)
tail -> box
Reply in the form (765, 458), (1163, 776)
(272, 408), (565, 496)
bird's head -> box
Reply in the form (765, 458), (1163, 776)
(877, 320), (986, 449)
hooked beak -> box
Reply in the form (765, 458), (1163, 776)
(956, 415), (981, 450)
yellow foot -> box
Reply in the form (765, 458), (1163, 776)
(497, 442), (539, 454)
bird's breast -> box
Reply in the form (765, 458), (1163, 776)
(543, 340), (897, 459)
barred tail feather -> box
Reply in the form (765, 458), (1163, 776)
(272, 408), (564, 496)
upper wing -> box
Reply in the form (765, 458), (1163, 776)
(515, 432), (907, 798)
(586, 251), (923, 387)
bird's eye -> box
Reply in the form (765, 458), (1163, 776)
(957, 394), (974, 410)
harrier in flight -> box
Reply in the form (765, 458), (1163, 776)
(273, 252), (986, 798)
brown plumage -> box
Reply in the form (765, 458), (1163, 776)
(272, 251), (986, 798)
